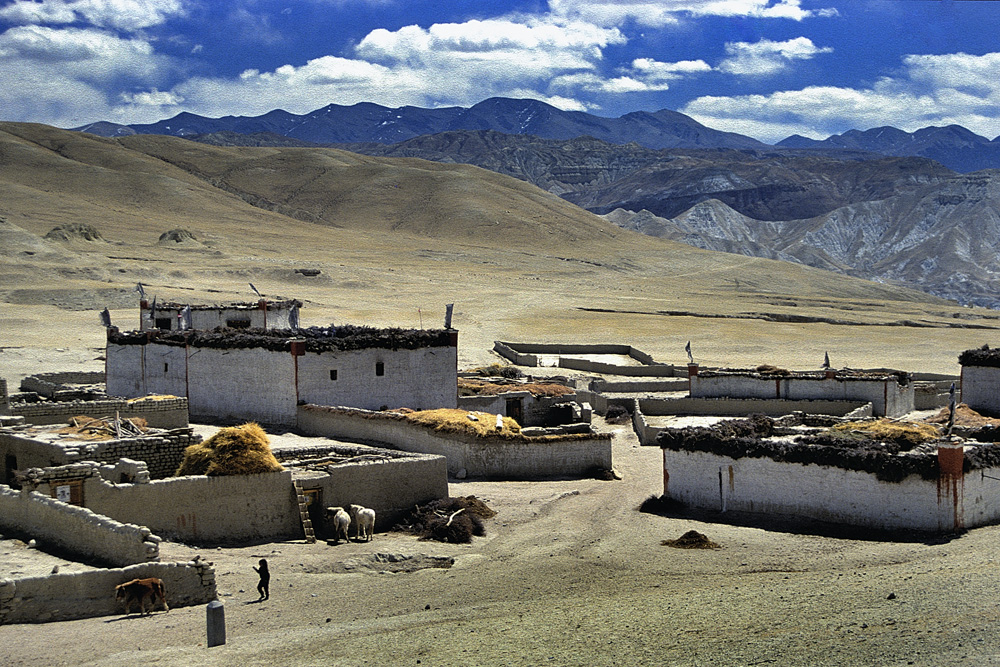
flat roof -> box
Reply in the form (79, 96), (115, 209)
(108, 325), (455, 352)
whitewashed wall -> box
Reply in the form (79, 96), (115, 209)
(296, 345), (457, 412)
(661, 449), (999, 532)
(961, 366), (1000, 415)
(690, 375), (914, 417)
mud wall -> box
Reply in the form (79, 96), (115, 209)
(0, 486), (159, 566)
(690, 375), (913, 417)
(297, 405), (612, 479)
(0, 560), (216, 624)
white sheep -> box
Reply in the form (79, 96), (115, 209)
(348, 504), (376, 542)
(326, 506), (351, 543)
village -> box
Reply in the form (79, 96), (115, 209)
(3, 293), (1000, 647)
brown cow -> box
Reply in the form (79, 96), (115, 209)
(115, 577), (169, 615)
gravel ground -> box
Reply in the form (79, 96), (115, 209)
(3, 418), (1000, 666)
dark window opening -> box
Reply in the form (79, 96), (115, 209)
(164, 362), (169, 373)
(227, 319), (251, 329)
(4, 454), (17, 486)
(329, 369), (338, 381)
(375, 361), (385, 377)
(155, 317), (172, 330)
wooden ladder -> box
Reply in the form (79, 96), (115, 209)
(292, 479), (316, 544)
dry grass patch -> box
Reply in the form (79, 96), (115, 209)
(404, 408), (521, 438)
(458, 378), (575, 397)
(831, 419), (941, 447)
(175, 422), (283, 476)
(925, 403), (1000, 428)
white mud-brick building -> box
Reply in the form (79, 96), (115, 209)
(689, 367), (915, 417)
(138, 299), (301, 331)
(959, 345), (1000, 415)
(106, 326), (459, 425)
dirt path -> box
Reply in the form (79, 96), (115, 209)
(3, 420), (1000, 666)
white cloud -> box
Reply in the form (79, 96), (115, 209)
(0, 0), (186, 32)
(547, 0), (835, 27)
(718, 37), (832, 76)
(0, 25), (161, 81)
(120, 88), (182, 106)
(682, 52), (1000, 142)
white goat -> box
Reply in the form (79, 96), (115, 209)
(348, 504), (376, 542)
(326, 506), (351, 543)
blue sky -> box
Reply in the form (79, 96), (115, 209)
(2, 0), (999, 143)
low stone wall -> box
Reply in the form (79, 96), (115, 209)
(20, 372), (106, 399)
(0, 428), (198, 481)
(298, 405), (612, 479)
(591, 378), (690, 393)
(0, 485), (159, 566)
(0, 560), (216, 624)
(494, 341), (674, 376)
(11, 396), (189, 430)
(0, 378), (9, 415)
(632, 397), (872, 445)
(661, 448), (1000, 532)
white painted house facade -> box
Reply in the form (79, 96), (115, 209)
(106, 326), (458, 425)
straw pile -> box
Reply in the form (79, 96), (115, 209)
(458, 378), (574, 398)
(57, 415), (148, 440)
(175, 422), (283, 476)
(925, 403), (1000, 428)
(404, 409), (521, 438)
(831, 419), (940, 447)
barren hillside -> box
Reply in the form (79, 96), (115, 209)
(1, 121), (997, 383)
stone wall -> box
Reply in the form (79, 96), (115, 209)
(1, 378), (9, 415)
(0, 560), (216, 624)
(11, 396), (189, 429)
(493, 341), (675, 376)
(690, 373), (914, 417)
(0, 428), (199, 482)
(661, 447), (999, 532)
(20, 372), (106, 399)
(297, 404), (612, 479)
(0, 485), (159, 566)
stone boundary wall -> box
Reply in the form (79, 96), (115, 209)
(11, 396), (189, 429)
(494, 341), (674, 376)
(632, 398), (872, 445)
(661, 448), (1000, 532)
(1, 428), (200, 482)
(591, 378), (691, 393)
(960, 366), (1000, 415)
(0, 486), (159, 566)
(0, 560), (216, 624)
(691, 373), (913, 417)
(20, 372), (106, 398)
(298, 405), (612, 479)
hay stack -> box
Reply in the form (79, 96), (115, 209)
(404, 409), (521, 438)
(831, 419), (940, 447)
(175, 423), (283, 476)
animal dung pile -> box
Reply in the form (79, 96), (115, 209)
(661, 530), (720, 549)
(396, 496), (496, 543)
(175, 422), (283, 476)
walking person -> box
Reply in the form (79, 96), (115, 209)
(253, 558), (270, 601)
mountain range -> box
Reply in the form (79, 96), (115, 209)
(69, 98), (1000, 307)
(77, 97), (1000, 173)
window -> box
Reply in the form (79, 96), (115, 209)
(329, 369), (338, 381)
(164, 362), (169, 373)
(375, 361), (385, 377)
(227, 319), (251, 329)
(155, 317), (172, 330)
